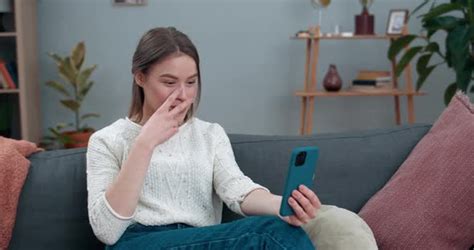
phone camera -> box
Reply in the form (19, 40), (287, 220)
(295, 151), (307, 166)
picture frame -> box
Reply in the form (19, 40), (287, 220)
(113, 0), (147, 6)
(386, 9), (409, 35)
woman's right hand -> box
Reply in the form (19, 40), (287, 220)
(136, 89), (193, 150)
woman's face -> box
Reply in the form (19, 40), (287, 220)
(135, 54), (199, 125)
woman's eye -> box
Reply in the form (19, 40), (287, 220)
(164, 81), (176, 85)
(187, 81), (197, 85)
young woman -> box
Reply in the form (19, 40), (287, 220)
(86, 27), (322, 249)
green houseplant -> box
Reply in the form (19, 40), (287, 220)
(388, 0), (474, 105)
(43, 41), (99, 149)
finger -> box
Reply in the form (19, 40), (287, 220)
(288, 197), (309, 223)
(169, 99), (193, 116)
(292, 190), (316, 218)
(288, 215), (305, 227)
(299, 185), (321, 213)
(160, 89), (181, 111)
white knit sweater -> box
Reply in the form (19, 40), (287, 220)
(86, 117), (267, 245)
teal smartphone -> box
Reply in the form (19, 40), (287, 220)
(279, 146), (319, 217)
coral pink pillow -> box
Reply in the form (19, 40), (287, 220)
(359, 92), (474, 249)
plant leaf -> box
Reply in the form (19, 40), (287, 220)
(446, 24), (472, 91)
(72, 42), (86, 70)
(55, 123), (73, 130)
(77, 65), (97, 92)
(80, 113), (100, 121)
(47, 127), (73, 144)
(58, 57), (77, 86)
(48, 53), (64, 66)
(416, 53), (433, 74)
(66, 56), (79, 79)
(425, 42), (441, 53)
(450, 0), (469, 7)
(60, 99), (80, 112)
(422, 3), (464, 22)
(79, 81), (94, 100)
(416, 65), (436, 91)
(45, 80), (71, 97)
(411, 0), (431, 17)
(444, 82), (458, 105)
(395, 46), (424, 77)
(423, 16), (463, 38)
(48, 127), (62, 137)
(388, 35), (418, 61)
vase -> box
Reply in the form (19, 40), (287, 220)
(323, 64), (342, 91)
(355, 7), (374, 35)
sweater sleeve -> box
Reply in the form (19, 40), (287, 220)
(86, 132), (134, 245)
(212, 124), (269, 216)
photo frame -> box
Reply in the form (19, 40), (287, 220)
(386, 9), (409, 35)
(113, 0), (147, 6)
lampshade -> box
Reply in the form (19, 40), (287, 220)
(0, 0), (12, 13)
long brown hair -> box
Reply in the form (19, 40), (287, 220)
(128, 27), (201, 123)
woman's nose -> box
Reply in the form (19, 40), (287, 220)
(177, 84), (187, 99)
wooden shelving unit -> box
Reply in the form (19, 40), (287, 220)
(295, 90), (425, 97)
(292, 26), (425, 135)
(0, 32), (16, 37)
(0, 88), (20, 94)
(0, 0), (40, 142)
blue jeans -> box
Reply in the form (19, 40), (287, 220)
(106, 216), (314, 249)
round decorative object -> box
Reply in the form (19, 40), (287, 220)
(310, 0), (331, 9)
(323, 64), (343, 92)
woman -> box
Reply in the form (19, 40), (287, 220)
(87, 27), (322, 249)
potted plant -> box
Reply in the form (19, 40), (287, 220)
(388, 0), (474, 105)
(42, 41), (99, 149)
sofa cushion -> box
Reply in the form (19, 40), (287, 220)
(9, 148), (103, 250)
(359, 92), (474, 249)
(222, 124), (431, 222)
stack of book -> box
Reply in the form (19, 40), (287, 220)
(348, 70), (393, 93)
(0, 59), (18, 90)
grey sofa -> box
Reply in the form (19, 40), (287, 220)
(9, 124), (432, 250)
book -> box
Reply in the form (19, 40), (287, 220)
(352, 79), (376, 86)
(375, 76), (392, 82)
(0, 71), (8, 89)
(348, 78), (394, 92)
(356, 70), (391, 81)
(0, 63), (16, 89)
(5, 62), (18, 87)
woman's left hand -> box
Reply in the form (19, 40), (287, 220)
(280, 185), (321, 227)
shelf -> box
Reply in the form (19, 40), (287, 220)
(292, 26), (423, 135)
(291, 34), (403, 40)
(0, 0), (40, 143)
(295, 90), (426, 97)
(0, 32), (17, 37)
(0, 89), (20, 94)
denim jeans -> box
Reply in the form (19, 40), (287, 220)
(106, 216), (315, 249)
